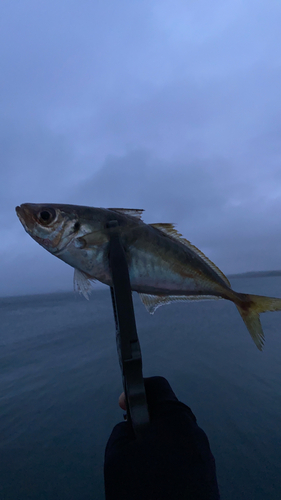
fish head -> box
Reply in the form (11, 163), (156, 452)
(15, 203), (97, 255)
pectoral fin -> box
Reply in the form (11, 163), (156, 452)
(75, 232), (108, 248)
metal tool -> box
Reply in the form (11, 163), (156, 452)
(107, 220), (150, 438)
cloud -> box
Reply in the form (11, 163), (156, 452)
(1, 1), (281, 295)
(74, 148), (281, 275)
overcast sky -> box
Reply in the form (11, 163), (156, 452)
(1, 0), (281, 296)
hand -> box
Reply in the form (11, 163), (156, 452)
(104, 377), (220, 500)
(118, 391), (126, 411)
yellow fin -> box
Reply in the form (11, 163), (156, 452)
(236, 294), (281, 351)
(139, 293), (221, 314)
(109, 208), (144, 220)
(150, 223), (231, 287)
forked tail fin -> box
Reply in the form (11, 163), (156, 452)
(236, 294), (281, 350)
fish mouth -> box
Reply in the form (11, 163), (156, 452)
(16, 203), (73, 254)
(15, 204), (34, 232)
(15, 205), (23, 218)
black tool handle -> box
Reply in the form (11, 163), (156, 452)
(107, 220), (149, 438)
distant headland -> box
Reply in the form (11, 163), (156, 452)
(227, 270), (281, 279)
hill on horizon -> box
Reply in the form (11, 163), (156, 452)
(228, 270), (281, 279)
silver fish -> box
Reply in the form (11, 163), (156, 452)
(16, 203), (281, 350)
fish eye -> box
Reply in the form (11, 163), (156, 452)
(38, 208), (56, 225)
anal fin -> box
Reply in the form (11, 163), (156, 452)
(139, 293), (221, 314)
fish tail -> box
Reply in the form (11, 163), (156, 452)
(235, 293), (281, 351)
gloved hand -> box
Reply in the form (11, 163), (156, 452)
(104, 376), (220, 500)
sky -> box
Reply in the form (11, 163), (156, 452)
(1, 0), (281, 296)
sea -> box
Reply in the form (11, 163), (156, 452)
(1, 276), (281, 500)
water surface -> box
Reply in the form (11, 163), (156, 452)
(1, 277), (281, 499)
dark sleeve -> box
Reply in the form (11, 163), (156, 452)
(104, 377), (220, 500)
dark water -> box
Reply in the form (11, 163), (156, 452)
(1, 277), (281, 499)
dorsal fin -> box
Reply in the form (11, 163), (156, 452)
(108, 208), (144, 220)
(139, 293), (221, 314)
(150, 223), (231, 287)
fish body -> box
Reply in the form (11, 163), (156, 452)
(16, 203), (281, 350)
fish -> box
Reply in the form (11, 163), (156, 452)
(16, 202), (281, 351)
